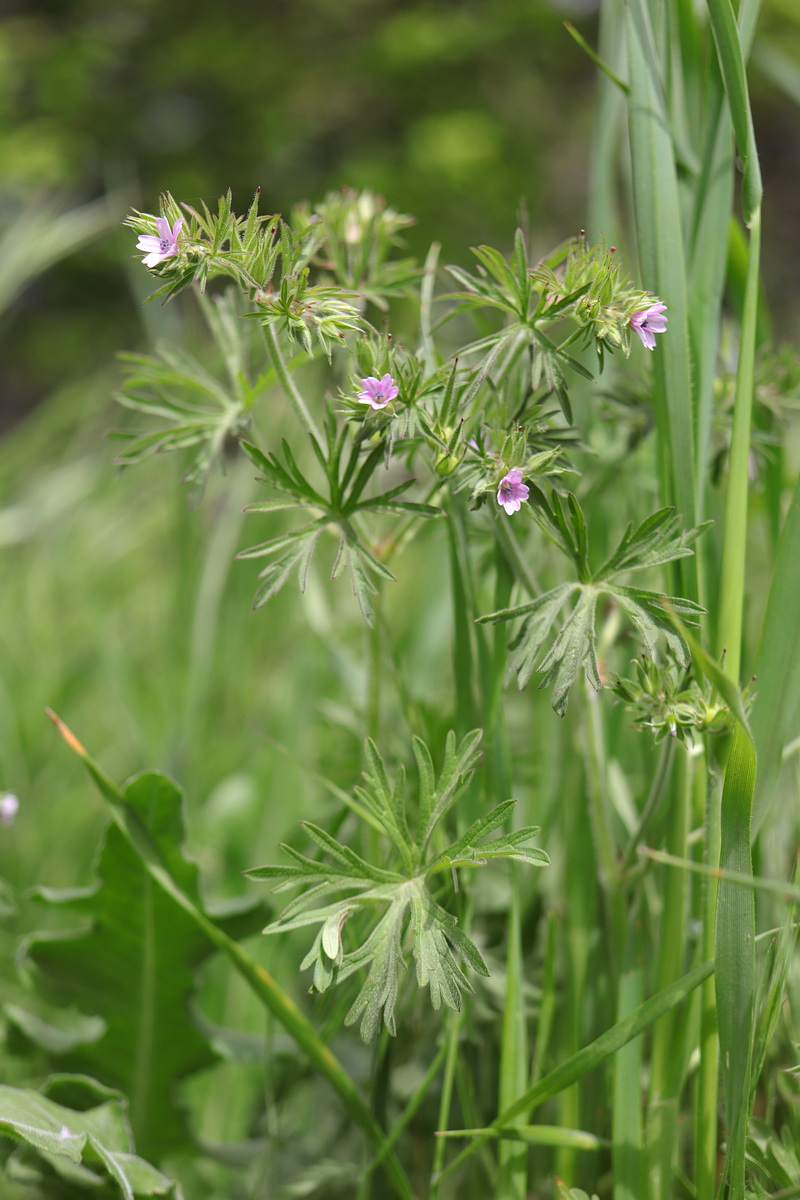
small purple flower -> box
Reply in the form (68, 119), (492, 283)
(0, 793), (19, 826)
(630, 301), (668, 350)
(497, 468), (529, 515)
(136, 216), (184, 268)
(357, 373), (399, 410)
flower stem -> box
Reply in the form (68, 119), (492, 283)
(429, 1010), (464, 1200)
(262, 322), (324, 451)
(583, 680), (624, 953)
(695, 751), (721, 1196)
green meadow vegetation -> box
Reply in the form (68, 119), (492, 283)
(2, 3), (800, 1199)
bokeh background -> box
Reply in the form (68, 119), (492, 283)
(3, 0), (799, 429)
(1, 0), (799, 884)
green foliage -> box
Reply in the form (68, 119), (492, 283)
(445, 231), (644, 422)
(19, 771), (265, 1162)
(113, 291), (260, 504)
(245, 732), (548, 1042)
(479, 492), (708, 715)
(237, 420), (442, 625)
(0, 1076), (182, 1197)
(612, 653), (751, 743)
(124, 191), (281, 301)
(291, 188), (422, 304)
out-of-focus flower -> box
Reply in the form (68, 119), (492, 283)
(357, 373), (399, 409)
(497, 468), (529, 515)
(0, 793), (19, 826)
(630, 301), (668, 350)
(136, 217), (184, 268)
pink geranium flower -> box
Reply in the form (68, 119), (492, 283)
(357, 374), (399, 410)
(136, 216), (184, 268)
(630, 301), (668, 350)
(497, 468), (529, 515)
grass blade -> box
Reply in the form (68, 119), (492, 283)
(612, 908), (644, 1200)
(435, 959), (714, 1185)
(626, 0), (698, 598)
(751, 474), (800, 833)
(715, 723), (757, 1199)
(705, 0), (762, 225)
(496, 879), (528, 1199)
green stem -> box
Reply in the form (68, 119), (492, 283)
(447, 490), (478, 736)
(493, 512), (540, 597)
(529, 910), (556, 1087)
(584, 681), (624, 954)
(647, 740), (693, 1200)
(612, 903), (644, 1200)
(621, 739), (676, 873)
(367, 586), (382, 742)
(497, 875), (528, 1200)
(715, 209), (761, 681)
(177, 458), (252, 766)
(262, 322), (324, 450)
(429, 1009), (464, 1200)
(695, 754), (721, 1198)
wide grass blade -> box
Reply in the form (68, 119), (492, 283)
(687, 76), (734, 527)
(705, 0), (762, 225)
(751, 475), (800, 833)
(714, 212), (761, 681)
(715, 723), (757, 1199)
(626, 0), (697, 602)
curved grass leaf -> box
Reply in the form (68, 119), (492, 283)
(435, 958), (714, 1185)
(626, 0), (698, 596)
(705, 0), (762, 225)
(751, 474), (800, 833)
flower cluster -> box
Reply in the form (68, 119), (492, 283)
(612, 656), (748, 744)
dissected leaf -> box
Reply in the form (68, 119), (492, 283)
(114, 331), (251, 506)
(479, 495), (708, 714)
(245, 732), (547, 1041)
(238, 420), (437, 624)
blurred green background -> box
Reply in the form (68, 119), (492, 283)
(3, 0), (800, 424)
(1, 0), (799, 889)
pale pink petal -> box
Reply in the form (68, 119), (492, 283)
(497, 468), (529, 515)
